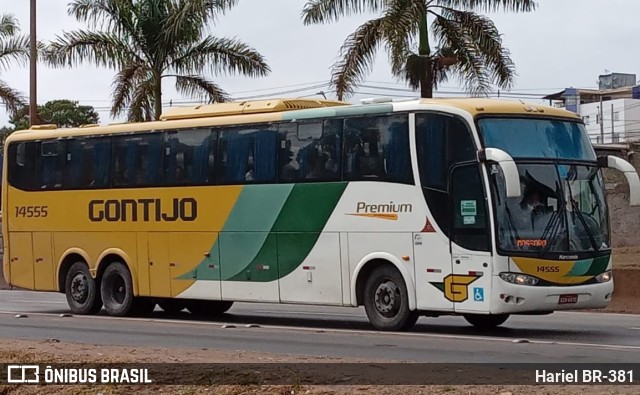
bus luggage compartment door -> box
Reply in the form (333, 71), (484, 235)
(7, 232), (34, 289)
(32, 232), (55, 291)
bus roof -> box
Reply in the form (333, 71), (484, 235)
(418, 98), (580, 119)
(6, 97), (580, 142)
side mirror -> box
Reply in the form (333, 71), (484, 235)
(598, 155), (640, 206)
(478, 148), (521, 198)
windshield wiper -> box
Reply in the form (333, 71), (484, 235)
(540, 181), (567, 254)
(491, 173), (520, 243)
(566, 184), (599, 252)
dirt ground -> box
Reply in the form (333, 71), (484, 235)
(0, 339), (637, 395)
(606, 247), (640, 313)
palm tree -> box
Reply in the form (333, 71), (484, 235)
(45, 0), (271, 121)
(302, 0), (536, 100)
(0, 14), (29, 115)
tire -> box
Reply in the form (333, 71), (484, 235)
(158, 299), (186, 314)
(65, 262), (102, 315)
(186, 300), (234, 317)
(130, 297), (156, 316)
(363, 265), (418, 331)
(100, 262), (135, 317)
(464, 314), (510, 329)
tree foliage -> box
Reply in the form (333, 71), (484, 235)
(302, 0), (537, 100)
(0, 14), (29, 115)
(10, 99), (100, 130)
(45, 0), (271, 122)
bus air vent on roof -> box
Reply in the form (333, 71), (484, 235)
(29, 124), (57, 130)
(159, 98), (350, 121)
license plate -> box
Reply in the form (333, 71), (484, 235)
(558, 294), (579, 304)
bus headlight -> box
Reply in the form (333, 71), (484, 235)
(500, 272), (539, 286)
(595, 270), (612, 283)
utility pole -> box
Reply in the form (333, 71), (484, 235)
(611, 103), (615, 143)
(29, 0), (39, 126)
(599, 96), (604, 143)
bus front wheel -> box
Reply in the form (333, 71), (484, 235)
(65, 262), (102, 315)
(363, 265), (418, 331)
(463, 314), (510, 329)
(100, 262), (135, 317)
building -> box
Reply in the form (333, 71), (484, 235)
(544, 73), (640, 144)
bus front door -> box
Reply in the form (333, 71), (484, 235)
(449, 164), (492, 314)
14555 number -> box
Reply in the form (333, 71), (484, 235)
(15, 206), (48, 218)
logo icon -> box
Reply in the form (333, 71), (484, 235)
(7, 365), (40, 383)
(473, 287), (484, 302)
(430, 274), (482, 302)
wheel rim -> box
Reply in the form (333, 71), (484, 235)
(110, 275), (126, 305)
(374, 280), (400, 318)
(70, 272), (88, 304)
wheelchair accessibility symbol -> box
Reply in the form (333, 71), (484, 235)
(473, 287), (484, 302)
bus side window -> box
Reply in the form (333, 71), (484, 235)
(66, 137), (111, 189)
(164, 128), (217, 186)
(113, 133), (164, 187)
(38, 140), (65, 190)
(277, 120), (342, 183)
(343, 114), (413, 184)
(8, 141), (37, 190)
(416, 113), (477, 235)
(218, 126), (277, 184)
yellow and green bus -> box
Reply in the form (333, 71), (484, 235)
(3, 97), (639, 331)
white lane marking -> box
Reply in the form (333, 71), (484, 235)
(8, 300), (67, 305)
(249, 309), (359, 317)
(629, 327), (640, 330)
(556, 311), (640, 319)
(1, 310), (640, 352)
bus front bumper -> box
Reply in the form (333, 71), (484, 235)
(490, 278), (613, 314)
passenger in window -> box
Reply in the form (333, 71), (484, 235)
(245, 166), (255, 181)
(307, 152), (330, 180)
(324, 154), (338, 174)
(281, 161), (298, 182)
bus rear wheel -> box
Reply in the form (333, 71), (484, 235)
(100, 262), (135, 317)
(463, 314), (510, 329)
(65, 262), (102, 315)
(363, 265), (418, 331)
(186, 300), (234, 317)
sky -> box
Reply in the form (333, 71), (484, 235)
(0, 0), (639, 126)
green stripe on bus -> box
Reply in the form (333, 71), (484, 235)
(202, 182), (348, 282)
(178, 184), (293, 281)
(582, 255), (611, 276)
(271, 182), (347, 232)
(234, 182), (347, 282)
(566, 259), (593, 277)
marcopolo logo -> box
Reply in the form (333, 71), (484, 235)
(347, 201), (413, 221)
(89, 198), (197, 222)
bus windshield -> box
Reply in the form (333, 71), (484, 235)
(490, 162), (610, 254)
(478, 118), (596, 161)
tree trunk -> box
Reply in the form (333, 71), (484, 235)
(420, 67), (433, 98)
(418, 12), (432, 98)
(153, 71), (163, 121)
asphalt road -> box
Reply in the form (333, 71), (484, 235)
(1, 290), (639, 363)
